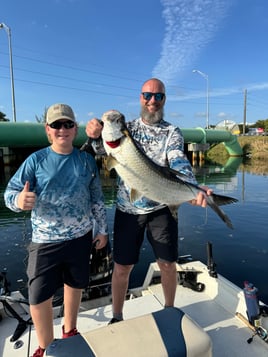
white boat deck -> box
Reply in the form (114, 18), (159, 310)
(1, 261), (267, 356)
(149, 282), (267, 356)
(145, 262), (268, 356)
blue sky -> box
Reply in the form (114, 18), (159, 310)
(1, 0), (268, 128)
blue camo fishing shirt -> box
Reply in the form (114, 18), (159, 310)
(4, 147), (108, 243)
(94, 117), (197, 214)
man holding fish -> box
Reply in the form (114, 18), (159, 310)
(86, 78), (214, 324)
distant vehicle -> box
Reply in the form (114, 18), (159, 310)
(247, 128), (264, 136)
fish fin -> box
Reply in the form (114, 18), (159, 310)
(168, 205), (180, 222)
(129, 189), (143, 202)
(211, 193), (238, 206)
(206, 195), (235, 229)
(169, 167), (192, 180)
(106, 155), (119, 171)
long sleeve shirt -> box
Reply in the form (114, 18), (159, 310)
(4, 147), (108, 242)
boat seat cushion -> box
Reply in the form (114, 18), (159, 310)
(46, 307), (212, 357)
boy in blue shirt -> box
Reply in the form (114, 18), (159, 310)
(4, 103), (108, 357)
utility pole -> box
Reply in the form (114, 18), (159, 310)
(0, 23), (16, 122)
(192, 69), (209, 129)
(243, 89), (247, 135)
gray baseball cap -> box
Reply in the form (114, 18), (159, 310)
(46, 103), (76, 124)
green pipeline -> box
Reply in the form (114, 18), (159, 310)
(0, 123), (243, 157)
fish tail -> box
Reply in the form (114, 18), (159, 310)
(206, 195), (235, 229)
(211, 193), (238, 206)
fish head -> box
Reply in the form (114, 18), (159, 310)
(101, 110), (126, 143)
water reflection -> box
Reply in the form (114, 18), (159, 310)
(193, 157), (242, 187)
(0, 158), (268, 304)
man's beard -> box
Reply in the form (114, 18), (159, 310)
(141, 107), (164, 125)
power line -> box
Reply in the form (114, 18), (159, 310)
(0, 64), (137, 92)
(0, 75), (135, 98)
(0, 50), (143, 84)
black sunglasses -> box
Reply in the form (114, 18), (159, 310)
(141, 92), (165, 101)
(48, 121), (75, 129)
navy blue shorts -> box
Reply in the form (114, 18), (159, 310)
(27, 231), (92, 305)
(113, 207), (178, 265)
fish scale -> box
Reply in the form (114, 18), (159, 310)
(101, 110), (238, 229)
(105, 136), (198, 205)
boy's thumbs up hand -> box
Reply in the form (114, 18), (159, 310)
(22, 181), (30, 192)
(18, 181), (36, 210)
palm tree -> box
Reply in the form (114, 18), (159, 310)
(35, 107), (48, 123)
(0, 111), (10, 122)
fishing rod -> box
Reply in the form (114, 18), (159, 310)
(80, 119), (103, 153)
(80, 137), (93, 152)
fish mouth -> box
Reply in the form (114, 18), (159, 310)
(105, 139), (121, 148)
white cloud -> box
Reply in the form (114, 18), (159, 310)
(169, 112), (184, 118)
(152, 0), (231, 83)
(168, 81), (268, 102)
(217, 112), (228, 118)
(195, 111), (206, 118)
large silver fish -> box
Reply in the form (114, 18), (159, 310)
(101, 110), (238, 229)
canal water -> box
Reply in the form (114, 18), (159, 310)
(0, 157), (268, 304)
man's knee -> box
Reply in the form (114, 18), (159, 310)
(157, 260), (176, 272)
(113, 263), (133, 279)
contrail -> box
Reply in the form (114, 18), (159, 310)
(168, 82), (268, 102)
(152, 0), (232, 84)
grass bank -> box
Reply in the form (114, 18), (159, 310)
(206, 136), (268, 175)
